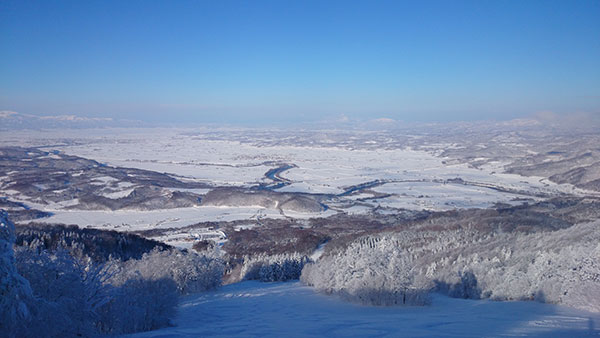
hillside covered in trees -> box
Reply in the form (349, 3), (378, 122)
(1, 211), (223, 337)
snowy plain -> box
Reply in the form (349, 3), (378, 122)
(0, 128), (580, 199)
(2, 127), (589, 234)
(127, 281), (600, 338)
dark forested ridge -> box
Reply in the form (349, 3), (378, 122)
(15, 222), (171, 262)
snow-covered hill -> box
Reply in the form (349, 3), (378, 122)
(127, 281), (600, 337)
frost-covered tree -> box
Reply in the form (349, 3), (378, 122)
(302, 220), (600, 311)
(96, 248), (224, 334)
(112, 247), (224, 294)
(3, 210), (226, 336)
(15, 248), (114, 337)
(15, 223), (170, 262)
(239, 252), (310, 282)
(0, 210), (35, 337)
(302, 234), (429, 305)
(96, 275), (178, 334)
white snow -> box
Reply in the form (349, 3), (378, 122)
(89, 176), (118, 185)
(309, 242), (327, 261)
(370, 181), (531, 211)
(151, 228), (227, 249)
(3, 128), (574, 201)
(102, 188), (135, 199)
(35, 206), (286, 231)
(126, 281), (600, 338)
(3, 128), (593, 217)
(234, 223), (260, 231)
(167, 188), (212, 195)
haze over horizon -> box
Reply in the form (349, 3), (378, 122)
(1, 0), (599, 125)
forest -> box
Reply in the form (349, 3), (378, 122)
(1, 211), (224, 336)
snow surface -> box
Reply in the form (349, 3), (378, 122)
(126, 281), (600, 338)
(4, 128), (580, 201)
(4, 128), (592, 220)
(309, 242), (327, 261)
(38, 206), (285, 230)
(38, 205), (334, 231)
(5, 127), (594, 248)
(370, 181), (530, 211)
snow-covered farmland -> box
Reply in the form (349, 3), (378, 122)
(370, 181), (532, 211)
(22, 128), (584, 204)
(39, 205), (334, 231)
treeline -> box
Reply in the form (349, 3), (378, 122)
(1, 213), (224, 337)
(301, 220), (600, 312)
(15, 222), (171, 262)
(237, 253), (311, 282)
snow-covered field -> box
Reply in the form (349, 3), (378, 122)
(39, 205), (334, 248)
(127, 281), (600, 338)
(55, 134), (563, 198)
(1, 128), (578, 199)
(4, 128), (586, 204)
(3, 127), (593, 248)
(369, 181), (527, 210)
(40, 205), (326, 230)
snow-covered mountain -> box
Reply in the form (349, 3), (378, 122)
(0, 111), (145, 130)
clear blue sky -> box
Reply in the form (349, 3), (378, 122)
(1, 0), (599, 124)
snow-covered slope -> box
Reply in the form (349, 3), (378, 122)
(126, 281), (600, 337)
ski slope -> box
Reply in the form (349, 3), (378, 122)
(126, 281), (600, 338)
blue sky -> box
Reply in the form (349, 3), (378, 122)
(1, 0), (599, 124)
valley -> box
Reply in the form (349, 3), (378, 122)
(2, 121), (599, 336)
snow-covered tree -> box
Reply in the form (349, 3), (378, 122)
(302, 220), (600, 311)
(111, 247), (224, 294)
(3, 210), (226, 336)
(95, 275), (178, 334)
(0, 210), (35, 337)
(15, 248), (114, 336)
(95, 248), (223, 334)
(239, 252), (310, 282)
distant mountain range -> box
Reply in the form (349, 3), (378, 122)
(0, 111), (147, 130)
(2, 110), (598, 133)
